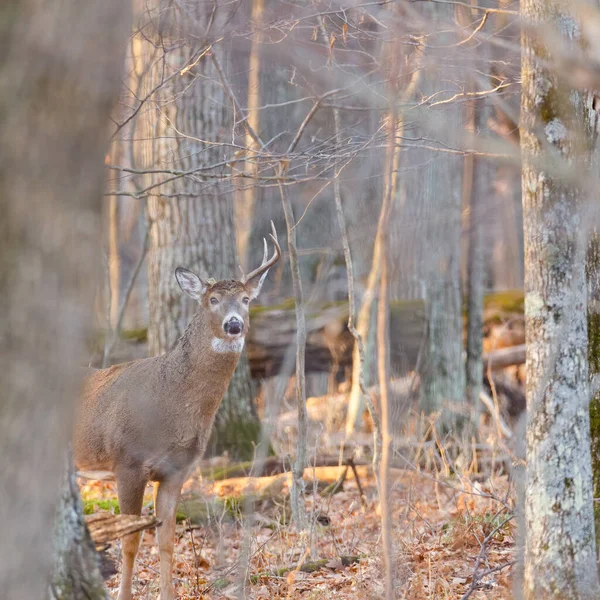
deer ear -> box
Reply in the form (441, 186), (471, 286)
(245, 269), (270, 300)
(175, 267), (207, 300)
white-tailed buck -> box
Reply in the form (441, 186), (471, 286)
(73, 223), (281, 600)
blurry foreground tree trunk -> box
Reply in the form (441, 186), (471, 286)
(587, 100), (600, 542)
(140, 5), (258, 460)
(587, 228), (600, 543)
(521, 0), (599, 595)
(0, 0), (128, 597)
(50, 456), (108, 600)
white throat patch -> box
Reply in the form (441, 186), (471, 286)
(212, 337), (245, 354)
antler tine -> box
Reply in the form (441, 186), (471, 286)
(242, 221), (281, 283)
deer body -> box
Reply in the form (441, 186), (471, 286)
(73, 224), (280, 600)
(74, 314), (240, 479)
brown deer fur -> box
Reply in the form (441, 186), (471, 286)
(73, 225), (280, 600)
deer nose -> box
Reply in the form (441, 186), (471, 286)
(224, 317), (243, 336)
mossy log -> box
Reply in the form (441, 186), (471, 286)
(200, 455), (352, 481)
(248, 294), (523, 377)
(249, 555), (361, 582)
(102, 292), (524, 377)
(248, 300), (425, 377)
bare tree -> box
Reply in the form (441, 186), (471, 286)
(135, 3), (259, 459)
(415, 4), (466, 425)
(520, 0), (599, 595)
(0, 0), (129, 597)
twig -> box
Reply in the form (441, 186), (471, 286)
(286, 89), (341, 155)
(459, 515), (514, 600)
(210, 51), (264, 149)
(347, 458), (367, 507)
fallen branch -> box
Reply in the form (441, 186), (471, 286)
(250, 555), (361, 582)
(85, 513), (159, 545)
(479, 391), (513, 439)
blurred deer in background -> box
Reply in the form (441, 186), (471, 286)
(73, 222), (281, 600)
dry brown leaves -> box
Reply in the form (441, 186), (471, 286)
(80, 462), (516, 600)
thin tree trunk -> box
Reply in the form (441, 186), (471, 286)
(332, 109), (383, 485)
(108, 184), (121, 328)
(345, 63), (421, 435)
(587, 230), (600, 543)
(279, 174), (308, 529)
(466, 101), (493, 424)
(0, 0), (128, 597)
(521, 0), (599, 595)
(377, 243), (394, 600)
(140, 7), (259, 460)
(586, 94), (600, 544)
(235, 0), (263, 271)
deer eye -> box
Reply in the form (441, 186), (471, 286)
(243, 297), (250, 305)
(210, 297), (219, 305)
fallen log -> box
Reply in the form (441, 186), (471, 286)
(108, 295), (525, 378)
(85, 513), (158, 545)
(483, 344), (525, 371)
(247, 300), (425, 377)
(249, 304), (524, 377)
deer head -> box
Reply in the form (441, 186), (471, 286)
(174, 221), (281, 352)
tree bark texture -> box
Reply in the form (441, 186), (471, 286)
(521, 0), (599, 595)
(466, 107), (493, 420)
(139, 4), (258, 459)
(50, 458), (108, 600)
(586, 93), (600, 543)
(409, 5), (465, 422)
(0, 0), (129, 597)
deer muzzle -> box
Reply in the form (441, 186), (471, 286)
(223, 316), (243, 336)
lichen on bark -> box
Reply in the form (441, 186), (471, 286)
(521, 0), (599, 596)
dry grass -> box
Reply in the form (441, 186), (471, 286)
(80, 437), (516, 599)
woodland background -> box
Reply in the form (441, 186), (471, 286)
(3, 0), (600, 598)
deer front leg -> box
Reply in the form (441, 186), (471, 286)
(115, 469), (147, 600)
(153, 475), (185, 600)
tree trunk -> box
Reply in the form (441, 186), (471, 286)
(587, 96), (600, 543)
(466, 106), (493, 424)
(587, 232), (600, 544)
(414, 5), (465, 425)
(234, 0), (263, 272)
(50, 457), (108, 600)
(521, 0), (599, 595)
(140, 5), (259, 460)
(0, 0), (128, 597)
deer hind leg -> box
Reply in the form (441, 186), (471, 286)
(153, 475), (185, 600)
(115, 469), (147, 600)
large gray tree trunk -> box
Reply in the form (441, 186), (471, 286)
(140, 4), (258, 460)
(0, 0), (128, 597)
(520, 0), (599, 595)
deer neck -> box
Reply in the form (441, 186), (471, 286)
(163, 309), (242, 399)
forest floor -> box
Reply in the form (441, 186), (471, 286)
(80, 445), (517, 600)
